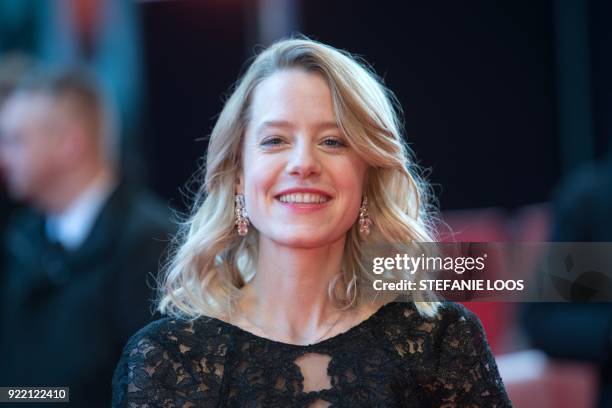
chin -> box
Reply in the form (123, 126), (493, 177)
(269, 230), (346, 249)
(279, 240), (329, 249)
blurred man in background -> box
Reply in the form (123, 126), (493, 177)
(0, 69), (173, 407)
(522, 161), (612, 408)
(0, 0), (145, 179)
(0, 54), (34, 260)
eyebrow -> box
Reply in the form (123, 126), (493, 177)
(256, 120), (340, 133)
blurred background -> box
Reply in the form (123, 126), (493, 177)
(1, 0), (611, 407)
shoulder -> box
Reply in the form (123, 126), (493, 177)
(436, 301), (486, 335)
(112, 316), (230, 406)
(377, 301), (483, 332)
(3, 209), (44, 257)
(434, 302), (492, 360)
(119, 315), (230, 360)
(4, 208), (41, 238)
(552, 161), (612, 216)
(114, 315), (232, 382)
(376, 302), (512, 406)
(375, 301), (488, 355)
(108, 182), (175, 236)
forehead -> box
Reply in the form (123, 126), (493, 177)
(249, 69), (336, 128)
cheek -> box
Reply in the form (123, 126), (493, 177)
(26, 143), (57, 183)
(332, 157), (367, 196)
(242, 155), (283, 212)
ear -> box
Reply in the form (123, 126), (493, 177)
(235, 170), (244, 195)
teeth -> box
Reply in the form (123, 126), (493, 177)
(278, 193), (329, 203)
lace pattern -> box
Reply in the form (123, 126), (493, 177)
(112, 302), (512, 407)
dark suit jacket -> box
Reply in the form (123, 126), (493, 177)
(0, 182), (175, 407)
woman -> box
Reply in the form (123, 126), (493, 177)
(112, 38), (512, 407)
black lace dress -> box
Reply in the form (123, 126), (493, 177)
(112, 302), (512, 407)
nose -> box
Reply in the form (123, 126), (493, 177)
(287, 140), (321, 178)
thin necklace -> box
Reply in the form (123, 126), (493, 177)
(238, 304), (345, 345)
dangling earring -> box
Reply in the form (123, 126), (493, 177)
(358, 195), (372, 235)
(235, 194), (249, 236)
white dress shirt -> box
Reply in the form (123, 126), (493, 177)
(45, 172), (117, 251)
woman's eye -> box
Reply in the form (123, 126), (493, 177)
(260, 137), (285, 147)
(321, 137), (347, 148)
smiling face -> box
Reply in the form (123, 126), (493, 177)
(239, 69), (368, 249)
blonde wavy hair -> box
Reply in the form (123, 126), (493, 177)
(158, 37), (440, 320)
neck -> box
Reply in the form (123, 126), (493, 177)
(239, 235), (347, 344)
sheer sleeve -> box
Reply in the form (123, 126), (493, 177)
(111, 318), (225, 407)
(430, 303), (512, 407)
(112, 332), (179, 407)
